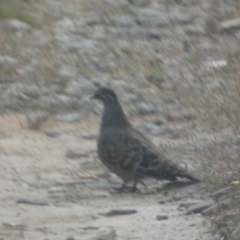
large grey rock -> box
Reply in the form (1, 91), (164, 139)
(3, 19), (31, 32)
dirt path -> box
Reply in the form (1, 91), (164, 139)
(0, 114), (211, 240)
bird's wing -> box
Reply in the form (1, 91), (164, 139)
(99, 128), (200, 182)
(98, 128), (176, 180)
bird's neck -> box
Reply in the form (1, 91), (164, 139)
(101, 101), (131, 130)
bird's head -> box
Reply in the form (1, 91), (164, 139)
(91, 88), (118, 104)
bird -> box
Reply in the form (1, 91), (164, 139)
(91, 87), (201, 192)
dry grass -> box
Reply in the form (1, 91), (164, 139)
(0, 0), (35, 26)
(191, 55), (240, 236)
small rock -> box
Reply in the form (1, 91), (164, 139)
(172, 193), (185, 201)
(156, 215), (168, 221)
(56, 113), (81, 122)
(3, 19), (31, 32)
(66, 149), (88, 159)
(158, 199), (166, 204)
(83, 226), (99, 230)
(104, 209), (137, 216)
(146, 31), (161, 40)
(45, 130), (61, 138)
(66, 237), (75, 240)
(228, 223), (240, 240)
(16, 198), (49, 206)
(187, 199), (215, 214)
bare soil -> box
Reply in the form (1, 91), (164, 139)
(0, 114), (211, 240)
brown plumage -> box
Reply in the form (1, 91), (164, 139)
(92, 88), (201, 192)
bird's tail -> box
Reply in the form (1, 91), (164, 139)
(168, 162), (201, 182)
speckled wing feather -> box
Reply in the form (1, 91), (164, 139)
(98, 128), (200, 182)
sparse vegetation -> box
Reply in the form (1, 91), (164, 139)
(0, 0), (35, 26)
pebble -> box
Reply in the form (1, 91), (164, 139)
(156, 215), (168, 221)
(158, 199), (166, 204)
(172, 193), (185, 201)
(45, 130), (61, 138)
(104, 209), (137, 216)
(83, 226), (99, 230)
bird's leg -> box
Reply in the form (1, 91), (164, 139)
(130, 181), (138, 192)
